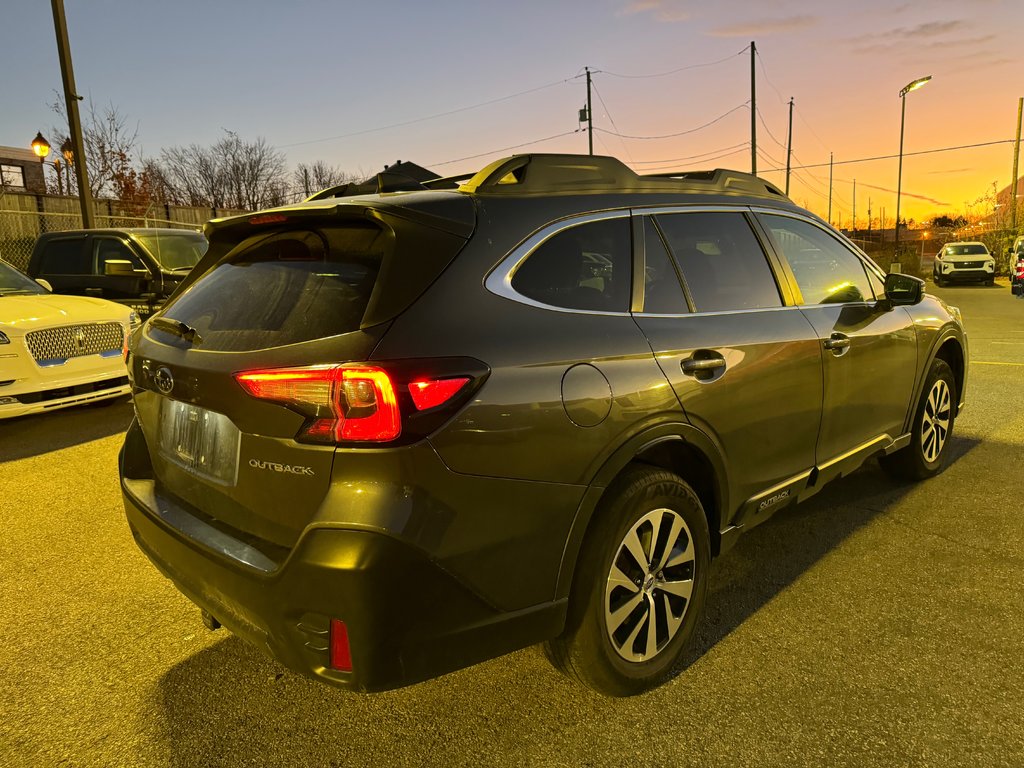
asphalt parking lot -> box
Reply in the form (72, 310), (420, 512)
(2, 281), (1022, 768)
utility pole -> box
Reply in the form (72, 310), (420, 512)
(785, 97), (793, 195)
(585, 67), (594, 156)
(827, 152), (833, 224)
(1012, 97), (1022, 235)
(750, 41), (757, 175)
(868, 197), (872, 235)
(50, 0), (94, 228)
(853, 179), (857, 233)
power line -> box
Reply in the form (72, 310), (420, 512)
(753, 48), (787, 107)
(755, 107), (788, 152)
(630, 141), (750, 165)
(428, 129), (581, 167)
(762, 138), (1016, 172)
(638, 145), (751, 172)
(794, 106), (831, 154)
(279, 76), (579, 149)
(594, 102), (749, 140)
(597, 45), (749, 79)
(590, 81), (634, 163)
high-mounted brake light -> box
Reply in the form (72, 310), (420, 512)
(408, 377), (470, 411)
(235, 364), (400, 442)
(248, 214), (288, 225)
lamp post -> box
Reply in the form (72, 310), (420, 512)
(31, 132), (51, 194)
(61, 138), (74, 194)
(894, 75), (931, 262)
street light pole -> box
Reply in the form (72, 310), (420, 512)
(50, 0), (95, 228)
(894, 75), (931, 263)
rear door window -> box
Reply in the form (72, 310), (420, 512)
(655, 211), (782, 312)
(759, 214), (874, 304)
(641, 217), (689, 314)
(511, 217), (631, 312)
(161, 225), (385, 351)
(39, 238), (89, 275)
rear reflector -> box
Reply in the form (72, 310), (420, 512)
(329, 619), (352, 672)
(408, 377), (470, 411)
(235, 365), (400, 442)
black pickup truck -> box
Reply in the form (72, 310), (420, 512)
(27, 228), (208, 317)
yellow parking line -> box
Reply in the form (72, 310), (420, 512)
(971, 361), (1024, 367)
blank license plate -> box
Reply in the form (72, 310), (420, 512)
(158, 399), (240, 486)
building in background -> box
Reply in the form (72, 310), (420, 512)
(0, 146), (46, 195)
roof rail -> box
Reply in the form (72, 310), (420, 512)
(640, 168), (786, 198)
(456, 153), (789, 200)
(305, 170), (475, 201)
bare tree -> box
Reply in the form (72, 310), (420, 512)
(293, 161), (359, 199)
(155, 131), (289, 210)
(50, 95), (140, 199)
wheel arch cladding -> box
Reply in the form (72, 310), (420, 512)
(933, 338), (965, 414)
(631, 442), (720, 551)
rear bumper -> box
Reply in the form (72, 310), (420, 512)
(120, 449), (568, 692)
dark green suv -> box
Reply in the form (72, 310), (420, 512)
(119, 154), (967, 696)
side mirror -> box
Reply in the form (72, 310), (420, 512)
(104, 259), (136, 276)
(35, 278), (53, 292)
(884, 272), (925, 306)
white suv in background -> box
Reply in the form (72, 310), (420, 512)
(0, 259), (136, 419)
(933, 241), (995, 286)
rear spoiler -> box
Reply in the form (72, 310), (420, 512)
(306, 171), (475, 201)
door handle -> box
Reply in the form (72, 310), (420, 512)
(681, 354), (726, 378)
(823, 333), (851, 352)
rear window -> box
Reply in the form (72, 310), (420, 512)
(161, 225), (385, 351)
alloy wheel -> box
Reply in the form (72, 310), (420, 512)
(921, 378), (951, 463)
(604, 508), (696, 662)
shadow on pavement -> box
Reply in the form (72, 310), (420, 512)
(151, 437), (980, 766)
(0, 396), (133, 462)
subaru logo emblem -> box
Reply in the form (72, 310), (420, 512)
(154, 367), (174, 395)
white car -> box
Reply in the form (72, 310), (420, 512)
(932, 241), (995, 286)
(0, 259), (137, 419)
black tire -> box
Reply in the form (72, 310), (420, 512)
(934, 274), (944, 287)
(985, 278), (994, 286)
(545, 466), (710, 696)
(879, 358), (956, 481)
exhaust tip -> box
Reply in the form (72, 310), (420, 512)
(201, 609), (222, 631)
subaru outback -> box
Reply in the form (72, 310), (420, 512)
(120, 154), (967, 696)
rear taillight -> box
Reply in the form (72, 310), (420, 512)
(235, 365), (401, 443)
(329, 619), (353, 672)
(234, 358), (489, 446)
(408, 377), (470, 411)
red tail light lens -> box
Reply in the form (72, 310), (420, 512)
(408, 377), (470, 411)
(235, 365), (400, 442)
(329, 619), (353, 672)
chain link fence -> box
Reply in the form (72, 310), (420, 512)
(0, 191), (245, 271)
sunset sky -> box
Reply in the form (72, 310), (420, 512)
(2, 0), (1022, 225)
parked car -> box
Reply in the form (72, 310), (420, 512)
(119, 153), (968, 696)
(27, 228), (208, 317)
(932, 241), (995, 286)
(1009, 237), (1024, 295)
(0, 259), (136, 419)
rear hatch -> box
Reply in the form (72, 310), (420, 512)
(127, 196), (474, 551)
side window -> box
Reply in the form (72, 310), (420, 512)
(642, 217), (688, 314)
(760, 214), (873, 305)
(39, 238), (89, 275)
(655, 211), (782, 312)
(93, 238), (146, 275)
(511, 217), (631, 312)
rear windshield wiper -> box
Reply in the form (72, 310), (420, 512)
(149, 316), (203, 345)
